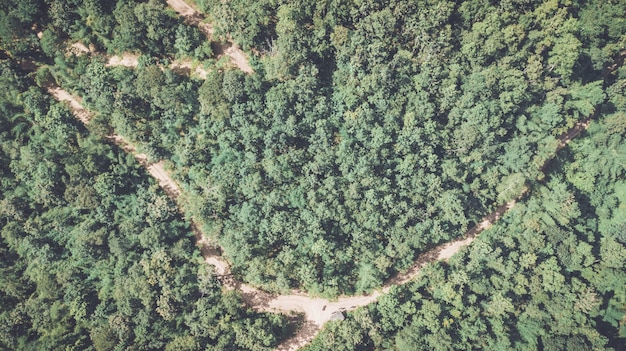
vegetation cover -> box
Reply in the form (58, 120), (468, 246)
(0, 61), (286, 350)
(114, 0), (624, 296)
(1, 0), (625, 349)
(304, 114), (626, 350)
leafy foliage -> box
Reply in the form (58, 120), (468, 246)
(1, 0), (626, 347)
(0, 61), (287, 351)
(17, 0), (623, 296)
(305, 114), (626, 350)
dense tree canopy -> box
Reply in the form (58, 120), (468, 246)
(156, 0), (625, 295)
(1, 0), (625, 348)
(0, 60), (287, 350)
(305, 113), (626, 350)
(6, 0), (622, 296)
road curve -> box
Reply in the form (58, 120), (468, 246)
(47, 82), (595, 351)
(45, 81), (500, 350)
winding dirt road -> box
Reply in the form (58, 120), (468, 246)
(46, 87), (184, 198)
(42, 77), (530, 346)
(46, 81), (597, 351)
(44, 13), (623, 347)
(83, 0), (252, 76)
(265, 199), (518, 350)
(105, 53), (140, 68)
(47, 81), (504, 350)
(102, 0), (254, 77)
(269, 114), (594, 350)
(47, 87), (91, 124)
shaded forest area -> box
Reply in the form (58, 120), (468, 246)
(1, 0), (625, 349)
(0, 62), (287, 350)
(1, 1), (288, 350)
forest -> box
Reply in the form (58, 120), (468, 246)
(304, 114), (626, 350)
(0, 56), (287, 350)
(1, 0), (625, 349)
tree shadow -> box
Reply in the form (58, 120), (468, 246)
(274, 318), (321, 351)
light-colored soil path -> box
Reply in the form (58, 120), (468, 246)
(271, 114), (594, 350)
(558, 119), (590, 151)
(64, 0), (253, 77)
(106, 53), (140, 68)
(67, 42), (93, 56)
(268, 200), (518, 351)
(166, 0), (200, 19)
(46, 86), (185, 199)
(46, 82), (240, 293)
(48, 81), (595, 351)
(165, 0), (254, 73)
(106, 54), (209, 79)
(47, 86), (91, 124)
(68, 0), (253, 77)
(45, 47), (621, 350)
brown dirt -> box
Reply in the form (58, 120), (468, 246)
(272, 115), (594, 349)
(165, 0), (254, 73)
(223, 44), (254, 73)
(557, 119), (590, 151)
(46, 87), (92, 124)
(165, 0), (201, 21)
(67, 42), (91, 56)
(106, 53), (140, 68)
(107, 54), (209, 79)
(267, 199), (522, 350)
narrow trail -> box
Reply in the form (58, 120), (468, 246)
(47, 86), (91, 124)
(165, 0), (254, 73)
(271, 114), (595, 350)
(269, 200), (518, 351)
(558, 119), (590, 152)
(93, 0), (254, 78)
(46, 83), (227, 264)
(105, 53), (140, 68)
(73, 0), (252, 76)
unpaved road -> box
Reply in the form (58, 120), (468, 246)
(166, 0), (200, 19)
(47, 83), (237, 287)
(67, 41), (92, 56)
(271, 115), (592, 350)
(165, 0), (254, 73)
(47, 86), (185, 198)
(50, 82), (594, 351)
(558, 119), (590, 151)
(106, 54), (209, 79)
(48, 83), (493, 349)
(268, 200), (518, 351)
(83, 0), (253, 76)
(48, 49), (611, 349)
(47, 86), (91, 124)
(106, 53), (140, 68)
